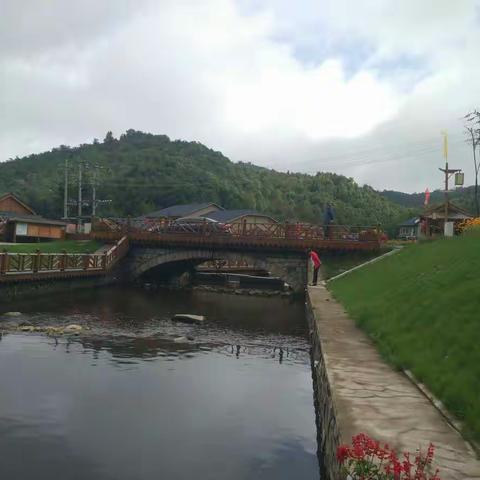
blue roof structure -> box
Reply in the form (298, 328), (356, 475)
(399, 217), (420, 226)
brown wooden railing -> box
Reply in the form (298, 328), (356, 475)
(0, 236), (129, 280)
(92, 218), (382, 251)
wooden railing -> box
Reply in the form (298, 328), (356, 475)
(0, 236), (129, 279)
(93, 218), (382, 251)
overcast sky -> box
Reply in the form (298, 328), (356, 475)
(1, 0), (479, 192)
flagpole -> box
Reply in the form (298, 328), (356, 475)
(424, 188), (430, 237)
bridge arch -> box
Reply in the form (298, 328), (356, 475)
(123, 246), (308, 292)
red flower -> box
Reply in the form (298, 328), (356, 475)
(336, 445), (350, 464)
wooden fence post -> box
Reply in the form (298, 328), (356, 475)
(60, 250), (67, 271)
(102, 251), (108, 270)
(33, 249), (41, 273)
(0, 249), (7, 274)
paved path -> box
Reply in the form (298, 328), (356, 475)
(308, 284), (480, 480)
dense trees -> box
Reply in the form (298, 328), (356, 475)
(0, 130), (409, 231)
(381, 187), (478, 214)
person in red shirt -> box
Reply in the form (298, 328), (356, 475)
(309, 250), (321, 286)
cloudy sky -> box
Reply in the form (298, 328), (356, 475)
(1, 0), (479, 192)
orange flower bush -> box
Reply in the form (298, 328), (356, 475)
(337, 433), (440, 480)
(458, 217), (480, 236)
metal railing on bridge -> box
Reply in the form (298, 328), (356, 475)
(92, 218), (382, 251)
(0, 236), (129, 281)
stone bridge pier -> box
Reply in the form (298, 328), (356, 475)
(122, 246), (308, 293)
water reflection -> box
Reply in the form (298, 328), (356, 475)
(0, 287), (319, 480)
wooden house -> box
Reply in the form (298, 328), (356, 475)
(420, 202), (472, 236)
(0, 193), (67, 242)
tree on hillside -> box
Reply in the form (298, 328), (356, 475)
(465, 110), (480, 215)
(104, 131), (116, 144)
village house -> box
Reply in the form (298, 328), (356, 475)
(138, 203), (278, 233)
(398, 217), (421, 240)
(205, 209), (278, 228)
(142, 202), (223, 220)
(0, 192), (67, 243)
(398, 201), (472, 239)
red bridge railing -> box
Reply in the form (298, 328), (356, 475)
(0, 236), (129, 280)
(92, 218), (382, 251)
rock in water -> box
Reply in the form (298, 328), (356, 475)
(172, 314), (205, 324)
(3, 312), (22, 317)
(173, 336), (188, 343)
(64, 324), (83, 333)
(20, 325), (35, 332)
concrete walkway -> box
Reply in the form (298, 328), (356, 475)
(308, 284), (480, 479)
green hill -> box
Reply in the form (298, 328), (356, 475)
(381, 187), (478, 215)
(330, 236), (480, 442)
(0, 129), (409, 229)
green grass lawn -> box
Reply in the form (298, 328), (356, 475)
(329, 236), (480, 443)
(1, 240), (102, 254)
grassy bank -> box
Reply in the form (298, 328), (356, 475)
(2, 240), (101, 254)
(329, 236), (480, 442)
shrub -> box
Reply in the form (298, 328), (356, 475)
(337, 433), (440, 479)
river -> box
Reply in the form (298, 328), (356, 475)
(0, 287), (320, 480)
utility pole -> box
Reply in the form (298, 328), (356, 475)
(77, 162), (83, 233)
(92, 167), (97, 218)
(89, 165), (111, 223)
(63, 158), (69, 220)
(439, 131), (461, 236)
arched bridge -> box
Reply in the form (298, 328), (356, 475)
(92, 221), (382, 292)
(123, 245), (308, 292)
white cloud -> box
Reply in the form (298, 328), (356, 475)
(1, 0), (479, 192)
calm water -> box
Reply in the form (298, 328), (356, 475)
(0, 287), (319, 480)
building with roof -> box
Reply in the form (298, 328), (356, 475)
(206, 209), (277, 225)
(398, 217), (421, 239)
(421, 202), (472, 236)
(397, 202), (473, 239)
(0, 193), (67, 242)
(142, 202), (222, 220)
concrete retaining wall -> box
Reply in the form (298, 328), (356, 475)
(0, 274), (118, 303)
(306, 292), (342, 480)
(306, 285), (480, 480)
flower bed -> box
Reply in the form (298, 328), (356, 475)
(337, 433), (440, 479)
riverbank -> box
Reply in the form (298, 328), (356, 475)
(307, 284), (480, 480)
(329, 236), (480, 444)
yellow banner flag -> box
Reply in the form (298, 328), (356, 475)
(441, 131), (448, 160)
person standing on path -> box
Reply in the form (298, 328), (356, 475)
(309, 250), (321, 286)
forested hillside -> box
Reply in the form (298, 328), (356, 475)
(0, 130), (409, 229)
(381, 187), (478, 214)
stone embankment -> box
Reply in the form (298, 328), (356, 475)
(307, 284), (480, 480)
